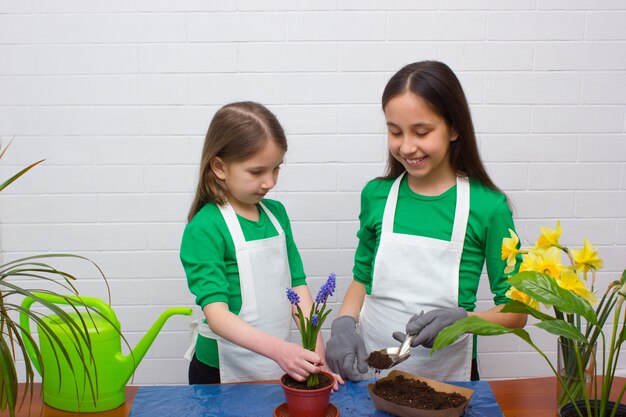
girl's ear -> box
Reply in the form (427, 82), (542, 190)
(450, 127), (459, 142)
(210, 157), (227, 180)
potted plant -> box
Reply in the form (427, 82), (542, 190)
(0, 140), (109, 417)
(280, 272), (337, 417)
(432, 221), (626, 417)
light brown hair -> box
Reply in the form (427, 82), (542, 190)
(187, 101), (287, 221)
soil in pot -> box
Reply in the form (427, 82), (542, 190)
(367, 350), (393, 371)
(560, 400), (626, 417)
(372, 375), (467, 410)
(281, 371), (335, 417)
(281, 372), (333, 390)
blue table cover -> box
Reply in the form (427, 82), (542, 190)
(129, 379), (504, 417)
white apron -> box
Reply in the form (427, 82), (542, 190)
(184, 202), (292, 383)
(360, 173), (473, 381)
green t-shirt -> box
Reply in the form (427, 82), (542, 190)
(180, 199), (306, 368)
(354, 176), (515, 311)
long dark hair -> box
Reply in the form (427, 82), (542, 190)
(187, 101), (287, 222)
(380, 61), (502, 195)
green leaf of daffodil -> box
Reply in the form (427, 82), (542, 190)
(432, 316), (533, 353)
(501, 300), (555, 322)
(507, 271), (598, 325)
(535, 320), (587, 344)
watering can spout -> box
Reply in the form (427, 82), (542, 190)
(121, 307), (192, 384)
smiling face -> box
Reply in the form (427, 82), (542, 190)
(384, 91), (458, 194)
(211, 138), (285, 216)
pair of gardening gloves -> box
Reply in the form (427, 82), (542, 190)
(325, 307), (467, 380)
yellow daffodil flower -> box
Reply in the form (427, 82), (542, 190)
(518, 251), (539, 273)
(536, 220), (563, 249)
(519, 247), (566, 279)
(569, 239), (604, 278)
(506, 286), (540, 310)
(502, 228), (521, 274)
(557, 270), (597, 305)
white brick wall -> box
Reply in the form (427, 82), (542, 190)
(1, 1), (625, 385)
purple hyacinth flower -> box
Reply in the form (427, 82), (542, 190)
(311, 314), (319, 327)
(286, 287), (300, 305)
(315, 272), (337, 304)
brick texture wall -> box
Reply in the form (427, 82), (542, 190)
(1, 0), (625, 384)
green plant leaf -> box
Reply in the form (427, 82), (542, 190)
(1, 144), (112, 413)
(319, 309), (332, 328)
(501, 300), (556, 322)
(508, 271), (598, 325)
(432, 316), (512, 352)
(0, 137), (14, 160)
(0, 334), (18, 416)
(295, 305), (307, 347)
(535, 320), (587, 344)
(0, 254), (111, 303)
(0, 159), (45, 192)
(433, 316), (536, 354)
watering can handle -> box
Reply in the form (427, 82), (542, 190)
(19, 292), (119, 374)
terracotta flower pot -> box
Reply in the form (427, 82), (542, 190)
(559, 400), (626, 417)
(280, 371), (335, 417)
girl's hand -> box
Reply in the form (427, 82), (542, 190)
(273, 341), (321, 382)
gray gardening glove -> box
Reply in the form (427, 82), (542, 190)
(392, 307), (468, 349)
(325, 316), (369, 380)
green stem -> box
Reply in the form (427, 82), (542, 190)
(586, 287), (616, 346)
(602, 296), (624, 415)
(609, 382), (626, 417)
(307, 372), (319, 388)
(573, 343), (592, 417)
(529, 337), (585, 417)
(590, 268), (597, 293)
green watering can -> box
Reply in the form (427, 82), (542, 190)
(20, 292), (192, 412)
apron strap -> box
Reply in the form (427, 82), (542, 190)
(450, 176), (470, 248)
(218, 203), (246, 246)
(381, 173), (405, 234)
(184, 318), (214, 361)
(259, 202), (285, 236)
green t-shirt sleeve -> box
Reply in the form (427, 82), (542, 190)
(483, 195), (517, 305)
(353, 180), (380, 289)
(180, 208), (230, 309)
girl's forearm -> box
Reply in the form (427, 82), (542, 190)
(203, 302), (286, 359)
(292, 284), (314, 325)
(338, 280), (366, 321)
(468, 304), (528, 328)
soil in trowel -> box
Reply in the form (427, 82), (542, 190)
(372, 375), (467, 410)
(367, 350), (393, 371)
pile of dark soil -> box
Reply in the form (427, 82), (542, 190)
(367, 350), (393, 371)
(372, 375), (467, 410)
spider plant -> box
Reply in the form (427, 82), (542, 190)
(1, 139), (110, 417)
